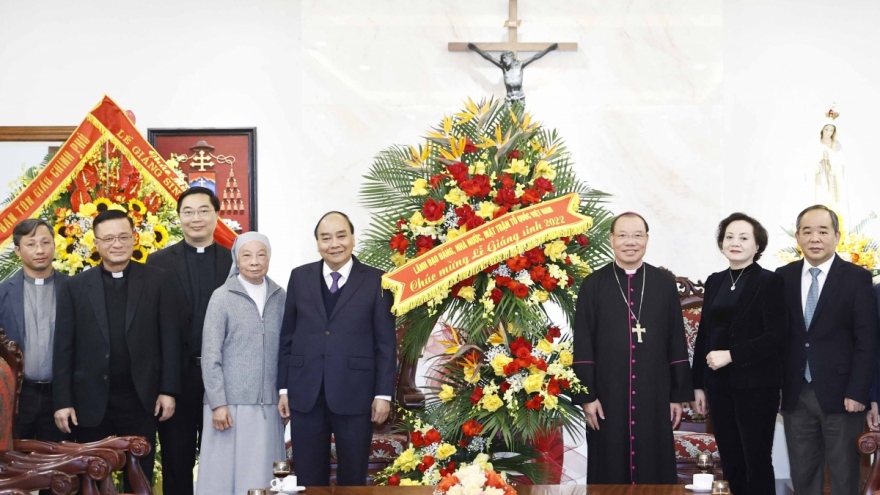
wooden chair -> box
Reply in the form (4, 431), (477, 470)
(858, 431), (880, 494)
(286, 325), (426, 484)
(0, 470), (79, 495)
(0, 331), (152, 494)
(665, 275), (723, 483)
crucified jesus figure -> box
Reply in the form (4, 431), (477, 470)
(467, 42), (558, 104)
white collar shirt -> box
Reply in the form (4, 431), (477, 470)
(800, 255), (836, 314)
(323, 257), (353, 290)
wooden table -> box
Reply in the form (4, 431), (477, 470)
(286, 486), (693, 495)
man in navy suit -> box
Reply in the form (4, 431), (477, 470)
(0, 219), (69, 441)
(777, 205), (878, 495)
(277, 211), (396, 486)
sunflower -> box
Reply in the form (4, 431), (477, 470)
(127, 199), (147, 216)
(152, 224), (169, 248)
(55, 222), (68, 238)
(94, 197), (113, 213)
(87, 248), (102, 266)
(131, 245), (149, 263)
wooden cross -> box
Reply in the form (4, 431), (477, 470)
(448, 0), (577, 55)
(632, 322), (646, 344)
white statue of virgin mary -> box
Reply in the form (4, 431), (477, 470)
(811, 106), (848, 217)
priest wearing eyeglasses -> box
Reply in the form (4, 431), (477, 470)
(572, 212), (693, 484)
(53, 208), (181, 485)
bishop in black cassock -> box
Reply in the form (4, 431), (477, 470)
(572, 213), (693, 484)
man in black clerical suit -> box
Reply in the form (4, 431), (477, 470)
(53, 209), (181, 484)
(777, 205), (878, 495)
(148, 187), (231, 495)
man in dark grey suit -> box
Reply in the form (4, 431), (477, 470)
(277, 211), (396, 486)
(0, 219), (69, 441)
(777, 205), (878, 495)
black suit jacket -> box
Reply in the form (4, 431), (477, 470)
(52, 262), (182, 426)
(0, 270), (68, 353)
(277, 257), (396, 416)
(146, 241), (232, 362)
(692, 264), (787, 390)
(777, 255), (878, 413)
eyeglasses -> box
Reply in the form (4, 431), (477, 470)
(180, 207), (215, 219)
(96, 234), (134, 245)
(613, 233), (647, 241)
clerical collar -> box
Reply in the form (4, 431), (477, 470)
(184, 241), (215, 254)
(615, 261), (643, 275)
(23, 271), (55, 286)
(100, 264), (131, 279)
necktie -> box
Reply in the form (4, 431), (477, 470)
(330, 272), (342, 294)
(803, 267), (821, 382)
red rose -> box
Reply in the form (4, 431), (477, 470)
(465, 214), (484, 230)
(462, 418), (484, 437)
(510, 336), (532, 355)
(558, 379), (571, 389)
(547, 377), (561, 396)
(498, 173), (516, 189)
(492, 206), (509, 219)
(440, 462), (457, 477)
(425, 429), (442, 445)
(390, 232), (409, 254)
(422, 198), (446, 222)
(525, 394), (544, 410)
(493, 188), (519, 209)
(506, 149), (524, 160)
(459, 439), (468, 447)
(430, 173), (447, 188)
(416, 235), (435, 253)
(512, 283), (530, 299)
(388, 474), (401, 485)
(490, 288), (503, 305)
(534, 358), (547, 372)
(464, 138), (478, 154)
(396, 218), (408, 229)
(411, 431), (424, 447)
(525, 247), (546, 265)
(520, 188), (542, 206)
(546, 325), (562, 342)
(575, 234), (590, 246)
(418, 456), (435, 472)
(494, 275), (513, 288)
(461, 174), (492, 199)
(446, 162), (469, 183)
(470, 386), (484, 405)
(503, 361), (520, 376)
(515, 347), (531, 360)
(505, 255), (530, 273)
(541, 275), (558, 291)
(534, 177), (555, 194)
(500, 382), (511, 393)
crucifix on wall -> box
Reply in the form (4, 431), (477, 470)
(449, 0), (577, 104)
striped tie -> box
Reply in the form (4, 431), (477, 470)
(803, 267), (821, 382)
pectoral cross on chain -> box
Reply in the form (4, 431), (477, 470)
(632, 322), (646, 344)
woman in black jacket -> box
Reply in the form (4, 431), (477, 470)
(692, 212), (786, 495)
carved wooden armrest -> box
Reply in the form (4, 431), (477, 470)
(0, 469), (79, 495)
(0, 489), (30, 495)
(0, 452), (110, 482)
(858, 432), (880, 495)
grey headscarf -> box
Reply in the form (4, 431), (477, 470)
(228, 231), (272, 278)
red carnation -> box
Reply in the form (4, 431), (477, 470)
(546, 325), (562, 342)
(446, 162), (469, 184)
(494, 275), (513, 288)
(388, 474), (401, 485)
(541, 275), (558, 291)
(430, 173), (447, 188)
(534, 177), (555, 194)
(396, 218), (408, 229)
(520, 187), (543, 206)
(425, 429), (442, 445)
(422, 198), (446, 222)
(416, 235), (435, 255)
(411, 431), (424, 447)
(512, 283), (530, 299)
(506, 149), (524, 160)
(470, 386), (484, 405)
(461, 174), (492, 199)
(493, 206), (509, 219)
(465, 215), (484, 230)
(464, 138), (478, 154)
(418, 456), (435, 472)
(510, 336), (532, 355)
(390, 232), (409, 254)
(462, 419), (484, 437)
(575, 234), (590, 246)
(525, 394), (544, 410)
(498, 173), (516, 189)
(490, 288), (503, 305)
(493, 188), (519, 209)
(525, 247), (546, 265)
(505, 255), (530, 273)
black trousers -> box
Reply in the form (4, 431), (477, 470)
(705, 371), (778, 495)
(158, 361), (204, 495)
(782, 382), (865, 495)
(15, 381), (71, 442)
(289, 385), (373, 486)
(75, 387), (157, 490)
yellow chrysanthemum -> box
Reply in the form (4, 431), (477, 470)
(533, 160), (557, 181)
(503, 158), (530, 176)
(444, 187), (468, 207)
(152, 224), (169, 248)
(409, 178), (429, 196)
(93, 198), (113, 213)
(544, 240), (568, 262)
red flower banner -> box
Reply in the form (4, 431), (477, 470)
(381, 193), (591, 316)
(0, 95), (236, 250)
